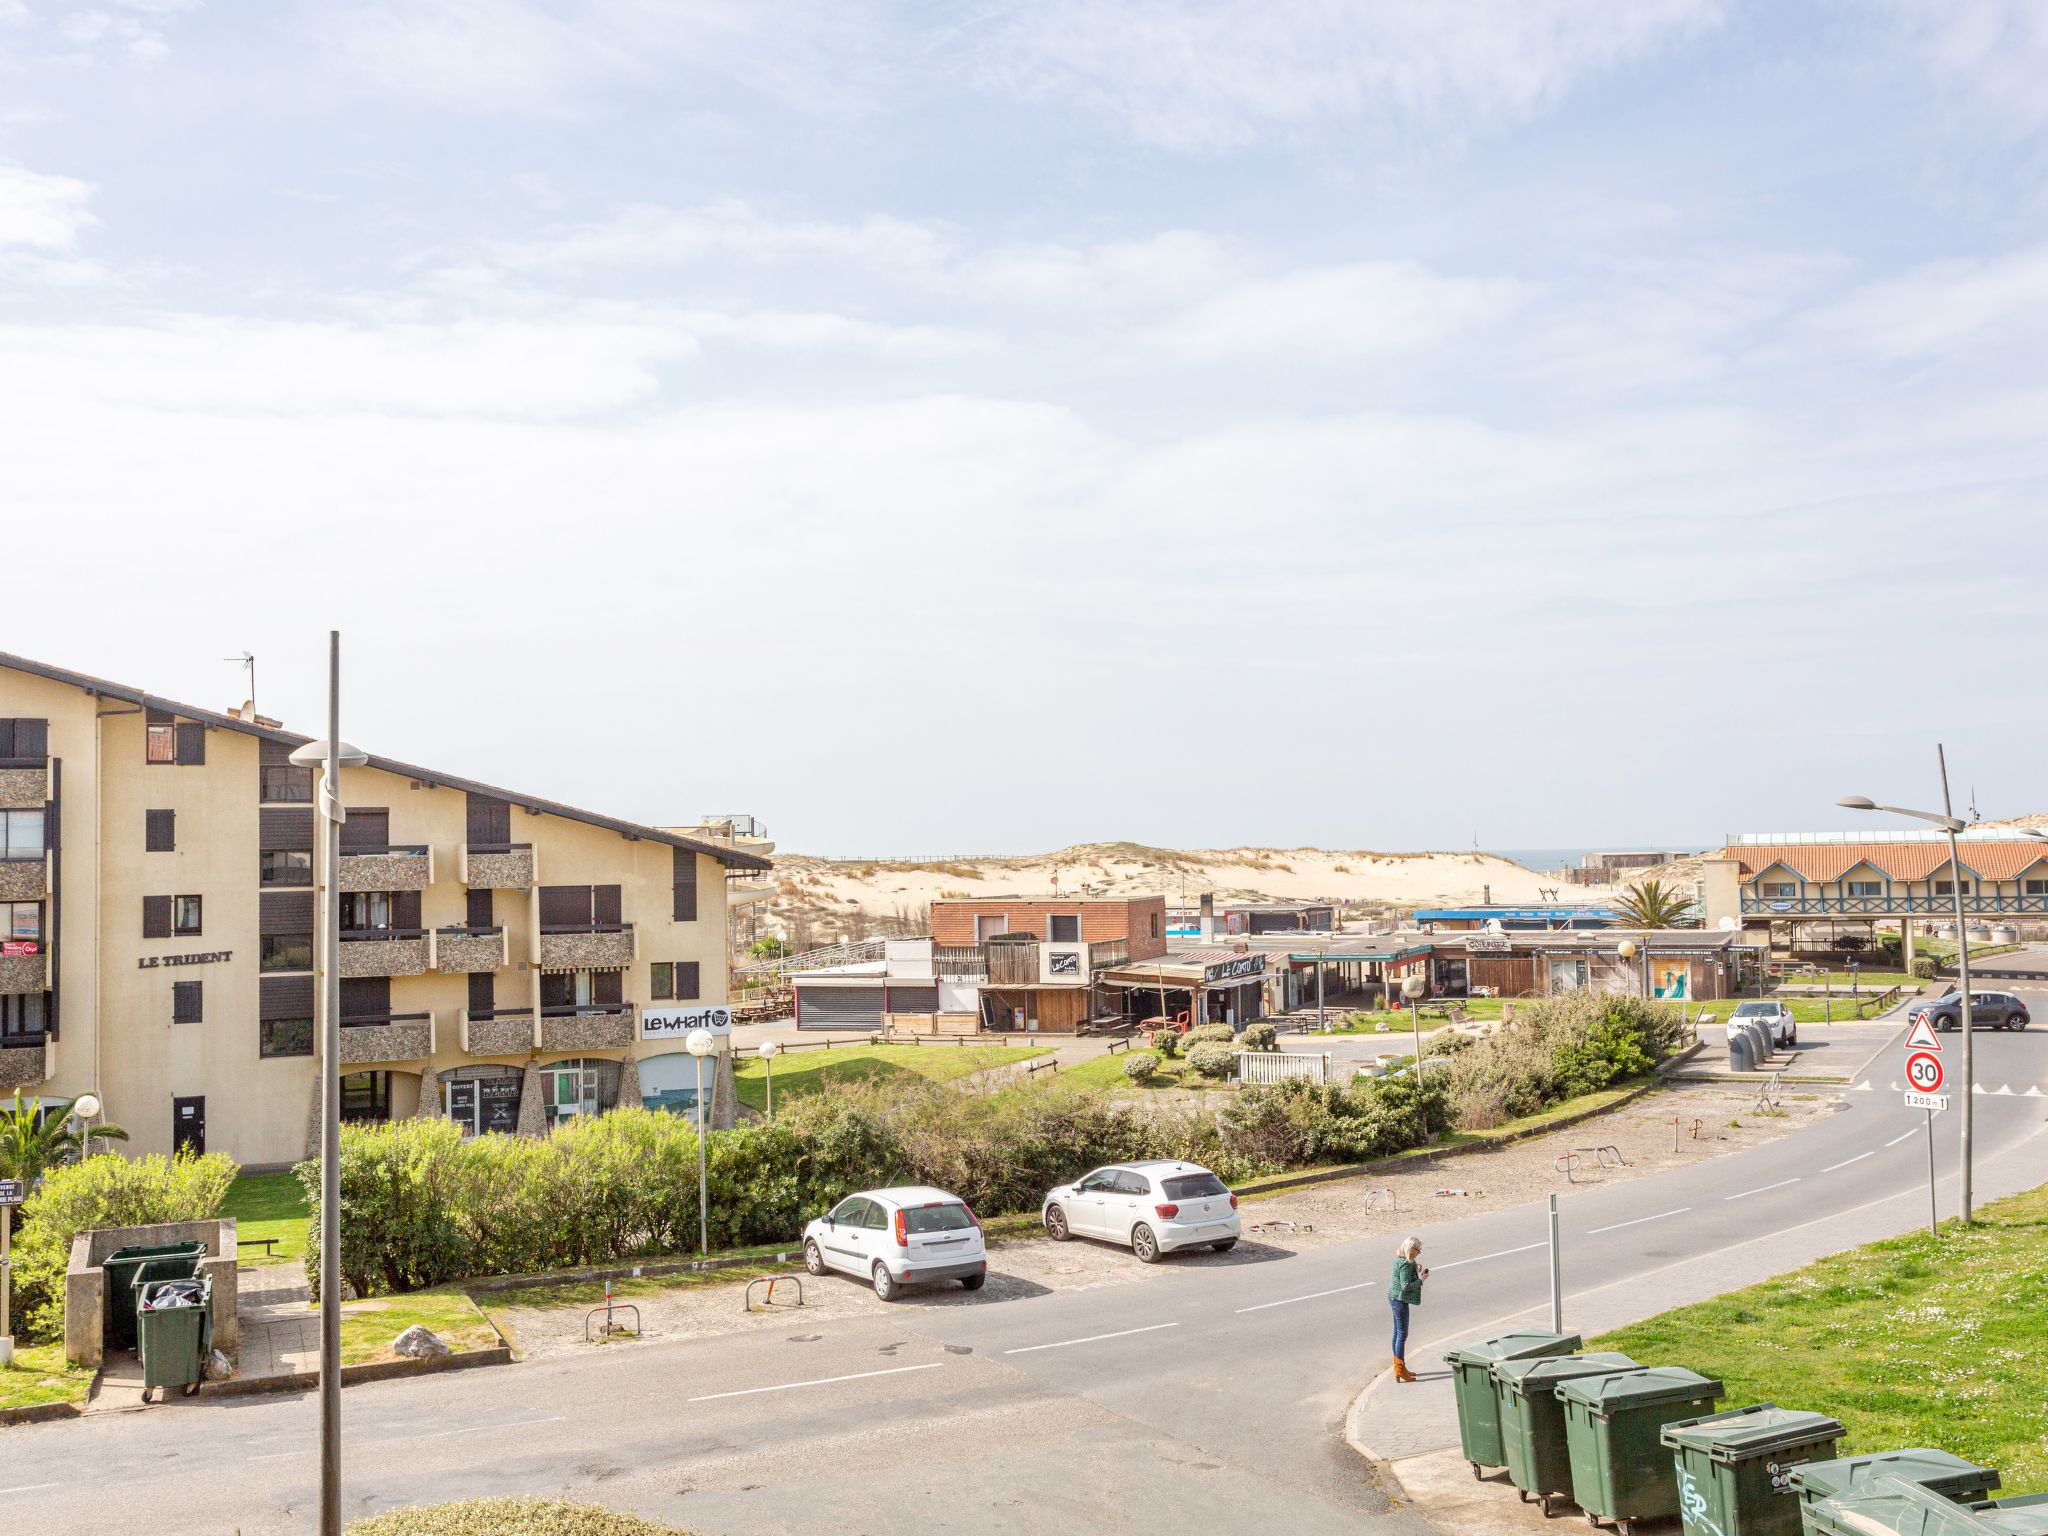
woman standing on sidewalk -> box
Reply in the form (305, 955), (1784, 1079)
(1389, 1237), (1428, 1382)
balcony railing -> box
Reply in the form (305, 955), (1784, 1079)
(337, 1011), (435, 1065)
(538, 1003), (636, 1052)
(0, 762), (47, 810)
(461, 1007), (537, 1055)
(461, 842), (535, 890)
(0, 853), (49, 903)
(434, 925), (508, 973)
(538, 924), (635, 971)
(986, 941), (1041, 987)
(1088, 938), (1131, 970)
(0, 1035), (51, 1093)
(1742, 893), (2048, 916)
(337, 929), (430, 978)
(0, 947), (47, 995)
(339, 844), (432, 892)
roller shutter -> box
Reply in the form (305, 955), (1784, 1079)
(796, 985), (885, 1030)
(883, 984), (939, 1014)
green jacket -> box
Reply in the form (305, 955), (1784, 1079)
(1389, 1257), (1423, 1305)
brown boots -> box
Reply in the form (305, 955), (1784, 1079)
(1392, 1355), (1418, 1383)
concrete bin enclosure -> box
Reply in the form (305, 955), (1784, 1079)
(64, 1217), (239, 1370)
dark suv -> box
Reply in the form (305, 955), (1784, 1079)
(1912, 990), (2031, 1032)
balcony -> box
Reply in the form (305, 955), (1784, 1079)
(539, 1003), (636, 1052)
(986, 940), (1041, 987)
(0, 764), (47, 810)
(539, 924), (635, 971)
(461, 842), (535, 891)
(1742, 892), (2048, 917)
(0, 1036), (50, 1093)
(340, 844), (432, 893)
(0, 853), (48, 903)
(461, 1008), (537, 1056)
(338, 1012), (435, 1066)
(434, 926), (508, 973)
(1088, 938), (1131, 970)
(338, 930), (430, 978)
(0, 947), (46, 995)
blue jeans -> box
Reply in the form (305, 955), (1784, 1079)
(1390, 1298), (1411, 1359)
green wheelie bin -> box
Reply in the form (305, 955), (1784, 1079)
(1492, 1351), (1640, 1516)
(1788, 1449), (2000, 1510)
(1806, 1477), (2048, 1536)
(136, 1276), (212, 1403)
(1557, 1366), (1724, 1534)
(1443, 1327), (1582, 1476)
(102, 1241), (206, 1351)
(1660, 1403), (1845, 1536)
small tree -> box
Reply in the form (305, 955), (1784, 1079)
(0, 1091), (128, 1191)
(1612, 879), (1694, 929)
(1122, 1054), (1160, 1084)
(1185, 1042), (1236, 1079)
(747, 935), (790, 960)
(1238, 1022), (1279, 1052)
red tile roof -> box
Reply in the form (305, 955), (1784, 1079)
(1736, 842), (2048, 883)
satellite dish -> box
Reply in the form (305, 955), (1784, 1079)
(1718, 915), (1738, 931)
(1484, 919), (1506, 936)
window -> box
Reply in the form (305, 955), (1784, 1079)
(1150, 912), (1160, 939)
(1, 992), (47, 1042)
(974, 914), (1007, 941)
(541, 1057), (621, 1127)
(1846, 881), (1882, 898)
(0, 810), (45, 859)
(260, 1018), (313, 1058)
(145, 809), (176, 852)
(1162, 1172), (1230, 1200)
(1760, 882), (1795, 899)
(1, 901), (40, 942)
(2027, 879), (2048, 897)
(443, 1065), (523, 1136)
(0, 718), (48, 764)
(261, 849), (313, 886)
(340, 1071), (392, 1123)
(260, 763), (313, 802)
(540, 970), (622, 1010)
(1048, 914), (1080, 942)
(649, 961), (701, 1001)
(673, 847), (697, 922)
(1112, 1171), (1151, 1195)
(261, 934), (313, 972)
(173, 895), (202, 936)
(172, 980), (203, 1024)
(1934, 879), (1973, 896)
(901, 1203), (974, 1234)
(145, 712), (205, 765)
(829, 1196), (871, 1225)
(343, 891), (393, 931)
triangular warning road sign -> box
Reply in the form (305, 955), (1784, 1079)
(1905, 1016), (1944, 1051)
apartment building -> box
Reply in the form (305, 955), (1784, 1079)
(0, 653), (769, 1167)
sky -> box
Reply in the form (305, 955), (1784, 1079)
(4, 2), (2046, 856)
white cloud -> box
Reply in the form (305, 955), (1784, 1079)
(1149, 260), (1528, 360)
(981, 0), (1726, 150)
(1866, 0), (2048, 134)
(491, 199), (954, 275)
(1812, 242), (2048, 359)
(0, 160), (95, 249)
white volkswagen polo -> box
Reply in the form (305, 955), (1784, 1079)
(802, 1186), (988, 1301)
(1041, 1160), (1240, 1262)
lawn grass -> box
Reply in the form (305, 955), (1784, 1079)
(731, 1042), (1052, 1110)
(223, 1170), (310, 1265)
(1056, 1051), (1237, 1094)
(0, 1342), (92, 1413)
(339, 1286), (501, 1366)
(1593, 1181), (2048, 1494)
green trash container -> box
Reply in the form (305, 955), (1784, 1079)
(135, 1276), (212, 1403)
(1661, 1403), (1845, 1536)
(101, 1242), (205, 1351)
(1788, 1449), (2000, 1509)
(1558, 1366), (1724, 1534)
(1493, 1351), (1640, 1515)
(1443, 1327), (1582, 1475)
(1806, 1476), (2048, 1536)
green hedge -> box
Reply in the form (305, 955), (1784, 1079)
(1436, 991), (1687, 1128)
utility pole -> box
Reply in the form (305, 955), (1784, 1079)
(1937, 745), (1975, 1222)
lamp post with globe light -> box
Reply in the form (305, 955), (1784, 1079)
(757, 1039), (780, 1122)
(687, 1028), (715, 1253)
(1400, 973), (1427, 1073)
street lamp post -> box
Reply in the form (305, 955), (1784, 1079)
(1616, 938), (1650, 1000)
(289, 635), (368, 1536)
(687, 1028), (715, 1253)
(757, 1039), (780, 1122)
(1401, 973), (1427, 1072)
(1839, 754), (1979, 1221)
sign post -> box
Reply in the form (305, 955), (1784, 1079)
(0, 1175), (24, 1366)
(1902, 1025), (1947, 1237)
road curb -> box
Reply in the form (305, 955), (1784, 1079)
(0, 1396), (87, 1427)
(200, 1344), (516, 1401)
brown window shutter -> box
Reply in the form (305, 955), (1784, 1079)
(392, 890), (422, 932)
(175, 722), (205, 764)
(260, 808), (315, 852)
(539, 971), (572, 1008)
(340, 807), (388, 852)
(593, 885), (622, 927)
(261, 891), (315, 935)
(466, 888), (493, 929)
(261, 974), (315, 1020)
(465, 793), (511, 848)
(172, 980), (203, 1024)
(467, 972), (495, 1014)
(340, 976), (389, 1021)
(676, 961), (700, 1001)
(538, 885), (590, 928)
(592, 970), (623, 1006)
(143, 895), (172, 938)
(146, 809), (176, 852)
(672, 848), (697, 922)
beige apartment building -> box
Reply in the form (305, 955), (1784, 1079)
(0, 652), (769, 1167)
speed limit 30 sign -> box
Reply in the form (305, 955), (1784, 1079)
(1905, 1051), (1945, 1094)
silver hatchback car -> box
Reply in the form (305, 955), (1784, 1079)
(1041, 1160), (1239, 1262)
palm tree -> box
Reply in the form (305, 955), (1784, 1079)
(0, 1090), (128, 1189)
(1611, 878), (1695, 929)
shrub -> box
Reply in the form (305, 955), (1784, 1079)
(1185, 1023), (1235, 1046)
(12, 1151), (237, 1343)
(1437, 991), (1682, 1130)
(1238, 1021), (1279, 1052)
(1184, 1041), (1236, 1079)
(348, 1498), (700, 1535)
(1122, 1053), (1160, 1083)
(1150, 1027), (1179, 1059)
(1911, 957), (1938, 980)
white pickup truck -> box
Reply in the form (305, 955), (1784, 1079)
(1726, 999), (1797, 1048)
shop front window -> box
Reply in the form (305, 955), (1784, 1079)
(444, 1065), (523, 1136)
(542, 1057), (621, 1128)
(340, 1071), (392, 1123)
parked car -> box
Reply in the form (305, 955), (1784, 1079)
(801, 1186), (986, 1301)
(1041, 1160), (1239, 1263)
(1911, 990), (2031, 1032)
(1727, 999), (1797, 1047)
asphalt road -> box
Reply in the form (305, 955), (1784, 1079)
(12, 1002), (2047, 1536)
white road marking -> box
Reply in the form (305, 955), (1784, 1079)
(0, 1482), (59, 1495)
(1236, 1282), (1376, 1314)
(1884, 1129), (1919, 1148)
(1586, 1208), (1688, 1236)
(1820, 1151), (1874, 1173)
(1004, 1323), (1179, 1355)
(688, 1362), (943, 1401)
(1852, 1081), (1874, 1092)
(1725, 1178), (1800, 1202)
(1431, 1241), (1548, 1271)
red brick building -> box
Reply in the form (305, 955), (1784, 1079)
(929, 896), (1168, 958)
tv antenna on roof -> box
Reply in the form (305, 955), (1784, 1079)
(224, 651), (255, 718)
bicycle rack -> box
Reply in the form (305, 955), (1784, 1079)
(1361, 1188), (1398, 1213)
(743, 1273), (806, 1313)
(584, 1279), (641, 1342)
(1555, 1152), (1582, 1184)
(1753, 1073), (1784, 1114)
(1594, 1144), (1628, 1168)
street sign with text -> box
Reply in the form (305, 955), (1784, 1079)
(1903, 1091), (1949, 1112)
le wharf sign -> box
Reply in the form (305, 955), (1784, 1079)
(138, 950), (233, 969)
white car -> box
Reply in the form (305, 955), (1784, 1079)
(802, 1186), (987, 1301)
(1041, 1160), (1240, 1263)
(1727, 999), (1796, 1048)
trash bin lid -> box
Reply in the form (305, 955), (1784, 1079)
(1557, 1366), (1724, 1414)
(1661, 1404), (1845, 1459)
(1789, 1449), (1999, 1502)
(1820, 1477), (2015, 1535)
(1443, 1329), (1582, 1368)
(1970, 1494), (2048, 1534)
(1492, 1352), (1640, 1398)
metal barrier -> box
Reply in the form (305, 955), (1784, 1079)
(584, 1279), (640, 1341)
(1236, 1050), (1330, 1086)
(1754, 1073), (1784, 1113)
(743, 1274), (805, 1313)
